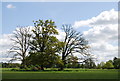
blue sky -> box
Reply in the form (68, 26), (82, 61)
(2, 2), (117, 34)
(0, 2), (118, 63)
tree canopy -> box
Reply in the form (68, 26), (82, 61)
(28, 19), (62, 70)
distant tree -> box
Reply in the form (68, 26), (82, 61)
(84, 57), (96, 69)
(92, 63), (96, 69)
(66, 55), (79, 68)
(100, 62), (105, 69)
(9, 27), (32, 68)
(29, 19), (61, 70)
(113, 57), (120, 69)
(2, 63), (20, 68)
(80, 63), (85, 68)
(103, 61), (114, 69)
(97, 64), (101, 69)
(108, 60), (113, 63)
(60, 24), (89, 70)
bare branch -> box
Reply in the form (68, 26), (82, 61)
(61, 24), (90, 65)
(9, 26), (32, 67)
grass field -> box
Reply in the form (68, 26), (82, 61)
(2, 68), (119, 79)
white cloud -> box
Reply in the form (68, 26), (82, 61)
(6, 4), (16, 8)
(74, 9), (118, 28)
(73, 9), (118, 63)
(0, 34), (14, 57)
(83, 24), (118, 43)
(55, 28), (66, 41)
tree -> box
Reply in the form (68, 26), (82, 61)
(80, 63), (85, 68)
(60, 24), (89, 70)
(84, 57), (96, 69)
(113, 57), (120, 69)
(103, 61), (114, 69)
(66, 55), (79, 68)
(97, 64), (101, 69)
(29, 19), (61, 70)
(9, 27), (32, 68)
(100, 62), (105, 69)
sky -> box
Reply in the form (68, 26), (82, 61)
(2, 2), (118, 33)
(0, 2), (118, 63)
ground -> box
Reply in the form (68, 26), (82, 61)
(1, 68), (119, 80)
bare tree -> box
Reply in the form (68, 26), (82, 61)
(9, 27), (32, 68)
(60, 24), (90, 70)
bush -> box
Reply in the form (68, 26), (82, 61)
(11, 68), (20, 71)
(24, 67), (30, 71)
(50, 68), (58, 71)
(35, 65), (41, 70)
(30, 65), (39, 71)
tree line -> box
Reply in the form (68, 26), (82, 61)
(8, 19), (89, 70)
(1, 57), (120, 69)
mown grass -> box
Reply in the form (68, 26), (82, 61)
(2, 68), (119, 79)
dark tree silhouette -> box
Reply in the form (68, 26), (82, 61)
(60, 24), (90, 70)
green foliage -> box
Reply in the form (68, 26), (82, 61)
(11, 68), (20, 71)
(50, 68), (58, 71)
(9, 19), (120, 70)
(96, 64), (101, 69)
(66, 55), (79, 68)
(84, 58), (96, 69)
(100, 62), (105, 69)
(28, 19), (61, 70)
(113, 57), (120, 69)
(80, 64), (85, 68)
(31, 66), (39, 71)
(54, 56), (64, 68)
(2, 63), (21, 68)
(103, 61), (114, 69)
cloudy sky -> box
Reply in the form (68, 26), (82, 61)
(0, 2), (118, 63)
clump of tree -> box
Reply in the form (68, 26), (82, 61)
(84, 57), (96, 69)
(102, 61), (114, 69)
(10, 20), (89, 70)
(96, 57), (120, 69)
(65, 55), (79, 68)
(9, 19), (90, 70)
(8, 19), (120, 70)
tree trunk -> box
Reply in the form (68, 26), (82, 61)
(59, 59), (65, 71)
(23, 60), (26, 68)
(21, 59), (26, 69)
(59, 66), (64, 71)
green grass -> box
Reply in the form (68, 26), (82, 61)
(2, 68), (119, 79)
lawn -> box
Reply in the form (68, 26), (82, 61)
(2, 68), (119, 79)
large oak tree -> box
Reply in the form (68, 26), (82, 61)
(29, 19), (61, 70)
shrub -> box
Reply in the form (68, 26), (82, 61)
(50, 68), (58, 71)
(30, 65), (39, 71)
(11, 68), (20, 71)
(35, 65), (41, 70)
